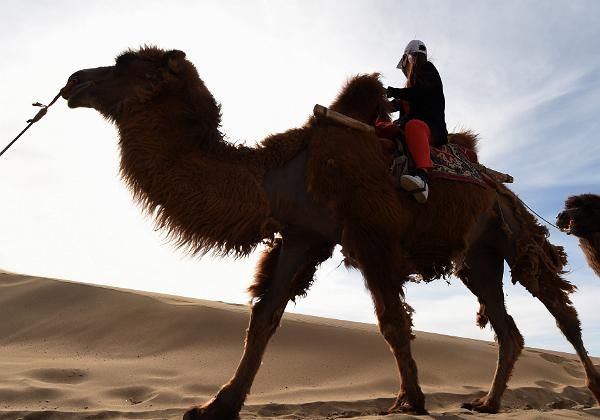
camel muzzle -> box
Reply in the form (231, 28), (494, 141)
(59, 77), (80, 99)
(61, 66), (112, 101)
(556, 210), (575, 234)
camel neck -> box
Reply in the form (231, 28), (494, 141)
(580, 234), (600, 278)
(115, 107), (272, 257)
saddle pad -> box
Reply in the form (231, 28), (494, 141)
(430, 143), (490, 188)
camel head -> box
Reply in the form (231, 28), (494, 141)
(557, 194), (600, 238)
(329, 73), (392, 126)
(61, 47), (201, 120)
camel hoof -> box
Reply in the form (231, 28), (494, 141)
(387, 394), (427, 415)
(587, 375), (600, 405)
(387, 405), (428, 415)
(461, 398), (499, 414)
(183, 404), (240, 420)
(182, 407), (203, 420)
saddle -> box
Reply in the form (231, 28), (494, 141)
(311, 105), (511, 188)
(388, 136), (493, 189)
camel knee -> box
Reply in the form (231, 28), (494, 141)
(245, 300), (286, 346)
(498, 314), (524, 360)
(477, 303), (523, 360)
(248, 238), (282, 300)
(507, 316), (524, 354)
(379, 323), (412, 345)
(535, 282), (583, 342)
(377, 302), (415, 345)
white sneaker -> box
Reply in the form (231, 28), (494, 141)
(400, 174), (429, 203)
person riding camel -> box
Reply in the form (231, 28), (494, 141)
(386, 40), (448, 203)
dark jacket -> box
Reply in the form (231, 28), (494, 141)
(387, 61), (448, 146)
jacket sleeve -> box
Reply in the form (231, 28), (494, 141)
(387, 62), (443, 102)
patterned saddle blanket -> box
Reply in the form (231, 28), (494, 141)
(388, 142), (492, 189)
(430, 143), (490, 188)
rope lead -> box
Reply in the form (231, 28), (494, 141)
(1, 85), (68, 159)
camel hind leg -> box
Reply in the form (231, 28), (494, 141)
(184, 234), (333, 420)
(457, 246), (524, 413)
(516, 265), (600, 404)
(500, 196), (600, 404)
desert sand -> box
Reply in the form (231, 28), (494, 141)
(1, 270), (599, 419)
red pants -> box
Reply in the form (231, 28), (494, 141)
(405, 119), (433, 170)
(375, 119), (433, 169)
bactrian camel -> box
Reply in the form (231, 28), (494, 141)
(59, 46), (600, 419)
(558, 194), (600, 278)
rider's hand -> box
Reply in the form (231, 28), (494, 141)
(386, 86), (404, 99)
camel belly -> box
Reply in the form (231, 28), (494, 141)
(264, 150), (341, 242)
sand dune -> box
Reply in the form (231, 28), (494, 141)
(1, 271), (599, 419)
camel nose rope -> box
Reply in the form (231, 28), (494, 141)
(0, 80), (75, 158)
(518, 197), (562, 232)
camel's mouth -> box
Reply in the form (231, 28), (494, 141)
(60, 77), (81, 99)
(563, 219), (574, 235)
(556, 211), (574, 234)
(61, 79), (96, 108)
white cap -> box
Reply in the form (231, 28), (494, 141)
(405, 39), (427, 56)
(397, 40), (427, 69)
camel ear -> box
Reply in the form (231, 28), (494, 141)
(164, 50), (186, 74)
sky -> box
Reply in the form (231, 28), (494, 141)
(1, 0), (599, 355)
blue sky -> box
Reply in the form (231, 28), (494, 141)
(1, 0), (599, 355)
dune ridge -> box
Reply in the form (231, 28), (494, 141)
(1, 271), (599, 419)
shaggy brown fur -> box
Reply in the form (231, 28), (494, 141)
(558, 194), (600, 277)
(61, 46), (600, 418)
(447, 130), (479, 153)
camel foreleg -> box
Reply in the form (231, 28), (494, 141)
(184, 235), (333, 420)
(370, 285), (426, 415)
(345, 225), (425, 415)
(357, 246), (425, 416)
